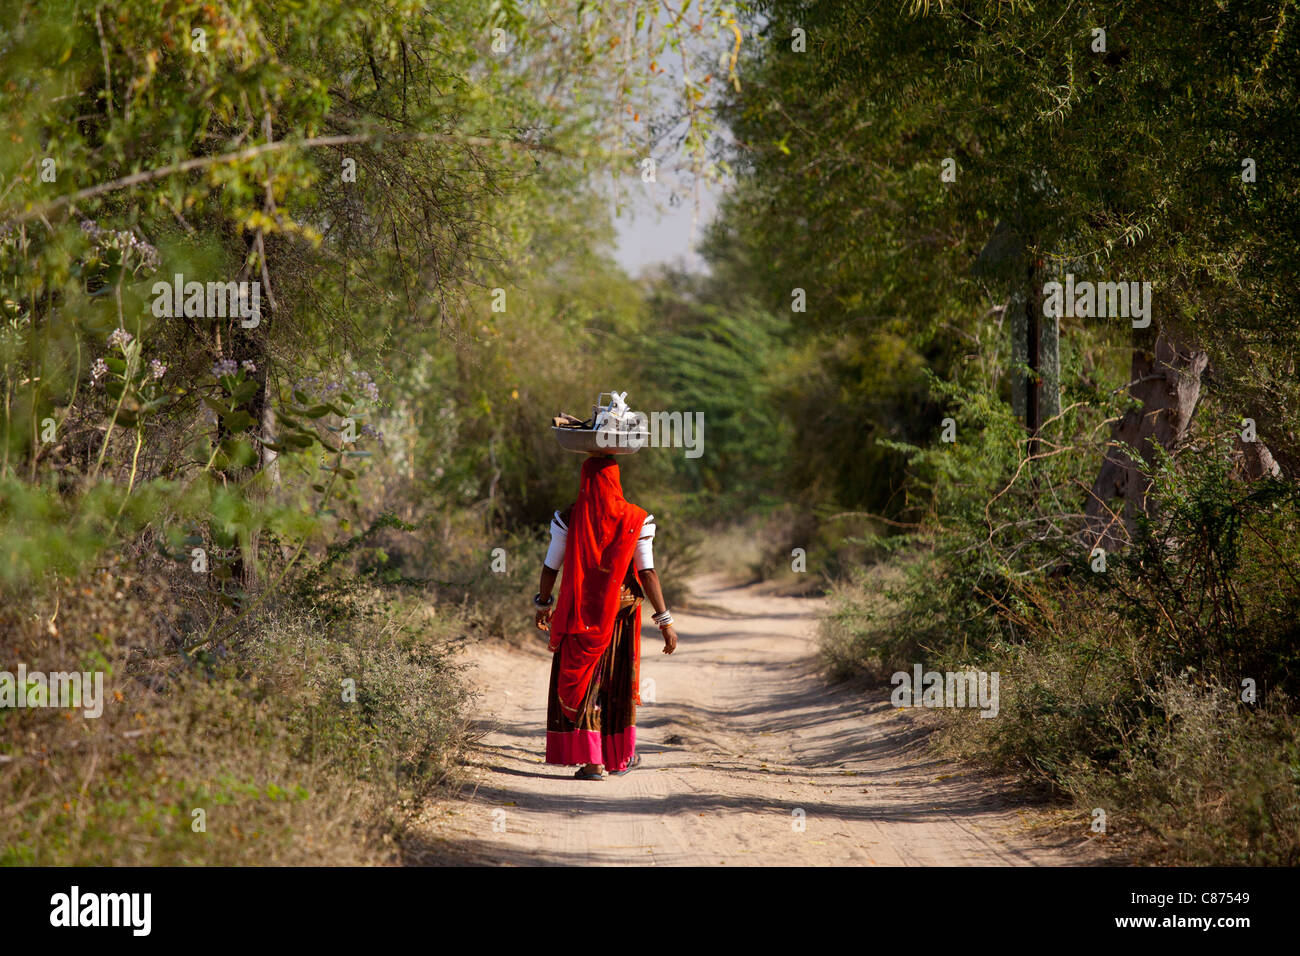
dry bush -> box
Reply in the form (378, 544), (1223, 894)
(1, 567), (471, 865)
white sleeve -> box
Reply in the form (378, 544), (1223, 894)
(633, 514), (656, 571)
(544, 511), (567, 571)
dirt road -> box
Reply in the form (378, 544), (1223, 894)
(409, 575), (1100, 865)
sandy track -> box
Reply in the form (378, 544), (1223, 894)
(408, 575), (1100, 866)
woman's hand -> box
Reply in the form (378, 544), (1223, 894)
(661, 624), (678, 655)
(535, 565), (559, 634)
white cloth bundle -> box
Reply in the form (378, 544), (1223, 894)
(594, 390), (632, 433)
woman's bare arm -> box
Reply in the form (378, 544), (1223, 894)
(637, 568), (678, 655)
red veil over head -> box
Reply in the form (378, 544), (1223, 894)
(549, 455), (648, 720)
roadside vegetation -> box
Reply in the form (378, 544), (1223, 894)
(721, 1), (1300, 865)
(0, 0), (739, 864)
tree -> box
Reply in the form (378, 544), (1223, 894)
(713, 0), (1300, 536)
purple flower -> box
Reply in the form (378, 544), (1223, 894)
(149, 359), (167, 381)
(351, 369), (380, 401)
(241, 360), (257, 373)
(211, 359), (238, 378)
(107, 327), (133, 350)
(82, 222), (160, 272)
(91, 358), (109, 386)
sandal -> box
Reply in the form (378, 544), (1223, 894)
(573, 766), (605, 780)
(610, 754), (642, 776)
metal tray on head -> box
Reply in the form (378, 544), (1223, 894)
(552, 425), (647, 455)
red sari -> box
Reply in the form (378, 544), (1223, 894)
(545, 457), (647, 771)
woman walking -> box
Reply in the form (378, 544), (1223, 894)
(534, 450), (678, 780)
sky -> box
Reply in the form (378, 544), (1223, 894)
(606, 4), (742, 278)
(610, 172), (723, 277)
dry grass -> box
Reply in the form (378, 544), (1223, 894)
(1, 567), (471, 865)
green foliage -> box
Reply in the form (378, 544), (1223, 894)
(1127, 447), (1300, 696)
(708, 0), (1300, 524)
(633, 274), (790, 514)
(736, 0), (1300, 863)
(0, 0), (751, 867)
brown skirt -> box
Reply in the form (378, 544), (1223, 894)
(544, 598), (639, 772)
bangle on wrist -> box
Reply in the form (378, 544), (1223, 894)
(533, 592), (554, 609)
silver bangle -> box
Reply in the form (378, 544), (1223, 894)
(652, 609), (673, 627)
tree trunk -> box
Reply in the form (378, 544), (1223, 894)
(1085, 327), (1208, 551)
(1236, 436), (1282, 480)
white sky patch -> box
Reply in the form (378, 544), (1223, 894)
(612, 177), (721, 276)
